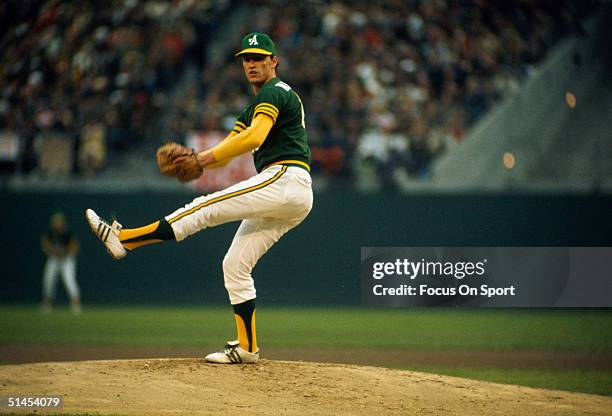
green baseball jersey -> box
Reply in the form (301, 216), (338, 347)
(233, 77), (311, 172)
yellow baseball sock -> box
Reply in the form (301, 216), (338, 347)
(119, 219), (175, 251)
(233, 299), (257, 352)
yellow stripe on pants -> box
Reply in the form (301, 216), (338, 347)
(168, 166), (287, 225)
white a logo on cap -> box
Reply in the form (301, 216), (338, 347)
(248, 34), (258, 45)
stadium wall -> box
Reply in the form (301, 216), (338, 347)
(2, 190), (611, 305)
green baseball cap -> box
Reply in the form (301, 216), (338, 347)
(235, 32), (276, 57)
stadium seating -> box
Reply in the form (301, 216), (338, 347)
(0, 0), (595, 186)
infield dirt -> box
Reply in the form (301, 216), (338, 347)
(1, 359), (611, 415)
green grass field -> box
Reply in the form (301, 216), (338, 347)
(1, 306), (611, 396)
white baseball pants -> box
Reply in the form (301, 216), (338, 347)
(42, 255), (80, 300)
(166, 165), (313, 304)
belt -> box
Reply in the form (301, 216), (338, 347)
(264, 159), (310, 172)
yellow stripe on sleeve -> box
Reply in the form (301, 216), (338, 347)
(254, 103), (279, 117)
(254, 109), (277, 123)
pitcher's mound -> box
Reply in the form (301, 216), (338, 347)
(1, 358), (610, 415)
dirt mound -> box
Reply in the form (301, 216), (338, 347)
(1, 359), (610, 415)
(3, 345), (612, 369)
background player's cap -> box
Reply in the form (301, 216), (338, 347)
(235, 32), (275, 57)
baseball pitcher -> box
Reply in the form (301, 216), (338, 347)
(86, 33), (312, 364)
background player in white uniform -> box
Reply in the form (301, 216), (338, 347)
(86, 32), (312, 364)
(41, 212), (81, 314)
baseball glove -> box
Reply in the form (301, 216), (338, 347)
(156, 141), (203, 182)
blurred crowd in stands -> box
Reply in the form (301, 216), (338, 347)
(0, 0), (595, 187)
(0, 0), (227, 177)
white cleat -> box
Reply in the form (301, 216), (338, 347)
(85, 209), (127, 260)
(205, 340), (259, 364)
